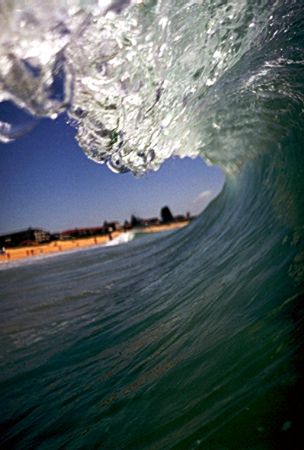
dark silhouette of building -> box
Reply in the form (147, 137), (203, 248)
(123, 220), (132, 231)
(59, 222), (122, 240)
(0, 228), (50, 248)
(106, 221), (121, 231)
(130, 215), (142, 227)
(60, 226), (106, 240)
(174, 214), (187, 222)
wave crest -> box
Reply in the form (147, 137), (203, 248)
(1, 1), (303, 174)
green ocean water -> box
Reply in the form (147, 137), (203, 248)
(1, 0), (304, 449)
(1, 155), (303, 449)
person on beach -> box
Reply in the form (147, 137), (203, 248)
(108, 227), (113, 241)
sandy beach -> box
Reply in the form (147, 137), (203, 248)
(0, 222), (189, 264)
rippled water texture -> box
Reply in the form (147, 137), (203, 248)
(1, 0), (304, 449)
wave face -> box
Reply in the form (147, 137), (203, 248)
(1, 0), (304, 449)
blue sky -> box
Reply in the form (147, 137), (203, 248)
(0, 112), (224, 234)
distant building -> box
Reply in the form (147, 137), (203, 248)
(123, 220), (132, 230)
(60, 226), (106, 240)
(106, 221), (121, 231)
(142, 218), (160, 226)
(0, 228), (51, 248)
(174, 214), (187, 222)
(130, 215), (142, 228)
(59, 222), (122, 240)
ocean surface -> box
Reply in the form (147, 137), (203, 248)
(1, 0), (304, 449)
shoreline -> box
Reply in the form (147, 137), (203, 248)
(0, 221), (189, 264)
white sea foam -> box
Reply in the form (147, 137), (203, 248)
(105, 231), (135, 246)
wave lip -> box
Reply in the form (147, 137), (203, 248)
(3, 1), (304, 175)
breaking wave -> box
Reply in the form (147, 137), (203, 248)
(0, 0), (302, 175)
(0, 1), (304, 449)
